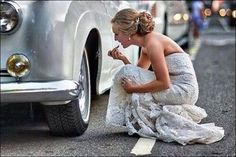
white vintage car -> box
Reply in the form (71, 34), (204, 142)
(0, 1), (138, 136)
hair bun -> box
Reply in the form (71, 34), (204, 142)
(138, 11), (155, 35)
(110, 8), (154, 36)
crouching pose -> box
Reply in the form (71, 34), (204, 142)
(106, 8), (224, 145)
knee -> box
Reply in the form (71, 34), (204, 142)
(118, 64), (137, 75)
(123, 64), (136, 70)
(114, 64), (137, 81)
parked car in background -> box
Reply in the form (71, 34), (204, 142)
(129, 0), (190, 49)
(129, 1), (166, 35)
(163, 1), (190, 49)
(0, 1), (138, 136)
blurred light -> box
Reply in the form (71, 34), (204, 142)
(173, 13), (181, 21)
(204, 8), (212, 17)
(232, 10), (236, 18)
(219, 9), (226, 17)
(183, 13), (189, 21)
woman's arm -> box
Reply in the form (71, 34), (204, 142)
(108, 46), (152, 68)
(121, 78), (170, 93)
(121, 40), (171, 93)
(137, 47), (151, 69)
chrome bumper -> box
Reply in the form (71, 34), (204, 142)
(0, 80), (79, 104)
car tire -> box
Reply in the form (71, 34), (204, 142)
(44, 49), (91, 136)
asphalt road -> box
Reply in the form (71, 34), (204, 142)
(1, 22), (235, 156)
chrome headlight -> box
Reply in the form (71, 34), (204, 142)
(0, 1), (22, 34)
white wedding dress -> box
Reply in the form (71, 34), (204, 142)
(106, 52), (224, 145)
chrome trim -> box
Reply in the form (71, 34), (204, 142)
(0, 80), (79, 104)
(0, 1), (23, 35)
(41, 100), (71, 105)
(0, 69), (11, 77)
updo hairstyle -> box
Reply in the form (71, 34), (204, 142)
(111, 8), (155, 36)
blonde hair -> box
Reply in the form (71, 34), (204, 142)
(111, 8), (155, 36)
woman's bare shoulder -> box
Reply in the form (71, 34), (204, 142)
(145, 33), (162, 46)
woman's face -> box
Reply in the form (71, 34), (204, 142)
(112, 23), (131, 48)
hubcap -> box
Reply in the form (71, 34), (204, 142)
(78, 51), (90, 123)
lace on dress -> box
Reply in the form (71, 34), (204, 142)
(106, 52), (224, 145)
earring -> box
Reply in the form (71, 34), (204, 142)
(128, 36), (131, 41)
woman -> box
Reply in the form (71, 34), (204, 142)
(106, 8), (224, 145)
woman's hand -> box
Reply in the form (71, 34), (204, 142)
(108, 46), (131, 64)
(108, 45), (123, 60)
(120, 77), (137, 93)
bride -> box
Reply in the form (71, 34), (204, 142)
(106, 8), (224, 145)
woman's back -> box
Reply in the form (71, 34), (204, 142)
(146, 32), (184, 56)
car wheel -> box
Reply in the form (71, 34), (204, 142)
(44, 49), (91, 136)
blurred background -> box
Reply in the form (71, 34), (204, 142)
(127, 0), (235, 57)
